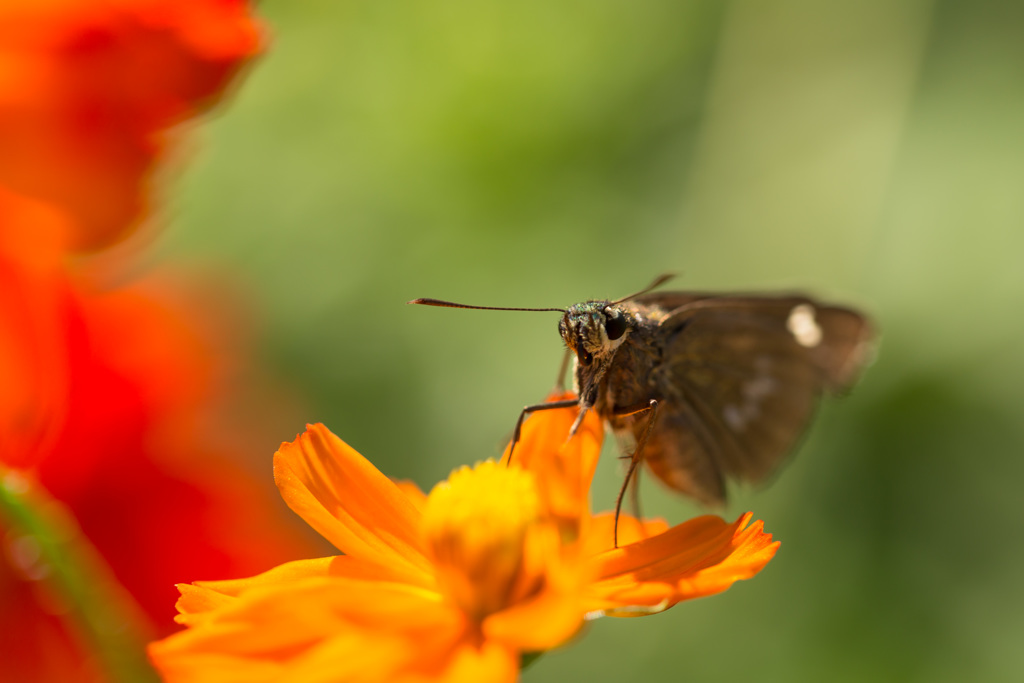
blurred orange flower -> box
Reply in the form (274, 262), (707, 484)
(0, 0), (263, 250)
(149, 399), (778, 682)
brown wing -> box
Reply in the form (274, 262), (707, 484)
(638, 295), (873, 504)
(638, 292), (874, 390)
(633, 291), (717, 310)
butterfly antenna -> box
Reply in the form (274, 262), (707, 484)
(408, 298), (565, 313)
(612, 273), (675, 305)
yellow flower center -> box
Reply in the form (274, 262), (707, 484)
(422, 461), (541, 621)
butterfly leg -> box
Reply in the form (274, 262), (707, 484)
(504, 398), (580, 467)
(629, 464), (643, 527)
(610, 456), (643, 532)
(615, 455), (643, 524)
(611, 399), (660, 548)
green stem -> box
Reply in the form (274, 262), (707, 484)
(0, 467), (160, 683)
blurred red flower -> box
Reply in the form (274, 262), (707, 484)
(0, 1), (319, 680)
(0, 233), (319, 680)
(0, 0), (263, 250)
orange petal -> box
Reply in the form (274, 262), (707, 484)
(274, 424), (433, 587)
(173, 584), (236, 627)
(579, 512), (671, 558)
(154, 618), (412, 683)
(431, 640), (518, 683)
(586, 512), (779, 615)
(150, 577), (467, 683)
(273, 633), (516, 683)
(392, 478), (428, 512)
(499, 392), (604, 534)
(174, 557), (339, 624)
(273, 632), (411, 683)
(150, 650), (292, 683)
(481, 524), (586, 652)
(482, 579), (583, 652)
(171, 557), (339, 626)
(192, 557), (337, 599)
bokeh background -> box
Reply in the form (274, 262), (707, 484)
(152, 1), (1023, 681)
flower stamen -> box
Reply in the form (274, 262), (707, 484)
(422, 461), (541, 621)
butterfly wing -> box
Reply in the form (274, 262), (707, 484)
(636, 294), (873, 504)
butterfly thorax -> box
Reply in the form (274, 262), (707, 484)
(559, 300), (665, 414)
(597, 301), (667, 416)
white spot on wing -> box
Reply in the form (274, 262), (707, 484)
(723, 373), (778, 432)
(787, 304), (822, 348)
(723, 404), (745, 431)
(744, 375), (776, 401)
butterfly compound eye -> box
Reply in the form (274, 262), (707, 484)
(604, 312), (627, 341)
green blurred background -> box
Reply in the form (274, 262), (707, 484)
(154, 1), (1024, 681)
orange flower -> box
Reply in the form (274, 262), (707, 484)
(506, 393), (780, 617)
(0, 0), (263, 250)
(149, 398), (779, 682)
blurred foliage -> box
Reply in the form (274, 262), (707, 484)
(155, 0), (1024, 680)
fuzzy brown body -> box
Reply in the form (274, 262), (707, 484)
(559, 293), (873, 505)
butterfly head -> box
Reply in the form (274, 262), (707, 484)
(559, 301), (631, 369)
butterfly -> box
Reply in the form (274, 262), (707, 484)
(411, 275), (874, 544)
